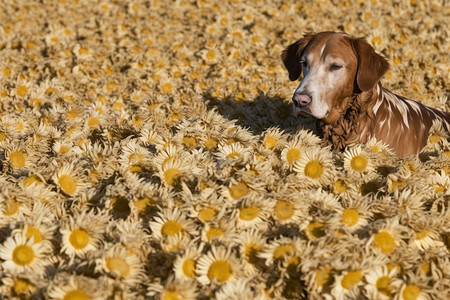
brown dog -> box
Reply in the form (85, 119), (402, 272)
(282, 31), (450, 157)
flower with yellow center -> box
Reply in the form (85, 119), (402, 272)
(231, 228), (266, 275)
(235, 198), (269, 229)
(293, 148), (334, 186)
(0, 231), (51, 275)
(7, 149), (27, 169)
(173, 242), (204, 280)
(261, 128), (284, 150)
(95, 244), (143, 285)
(60, 210), (105, 259)
(197, 246), (242, 285)
(331, 269), (365, 299)
(53, 164), (88, 196)
(47, 273), (107, 300)
(149, 207), (198, 241)
(343, 146), (374, 175)
(364, 265), (399, 300)
(228, 181), (250, 200)
(258, 237), (304, 267)
(216, 142), (250, 161)
(160, 158), (185, 186)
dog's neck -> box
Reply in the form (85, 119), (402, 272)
(316, 85), (378, 151)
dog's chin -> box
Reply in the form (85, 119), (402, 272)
(293, 105), (330, 120)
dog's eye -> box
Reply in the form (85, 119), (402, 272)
(329, 63), (343, 71)
(300, 59), (307, 67)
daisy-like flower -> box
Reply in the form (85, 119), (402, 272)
(393, 273), (434, 300)
(0, 230), (52, 275)
(269, 194), (307, 225)
(364, 265), (400, 300)
(333, 199), (372, 233)
(216, 142), (252, 161)
(200, 45), (221, 65)
(280, 140), (306, 169)
(60, 209), (107, 260)
(393, 188), (427, 220)
(46, 273), (109, 300)
(215, 278), (266, 300)
(201, 220), (235, 243)
(52, 163), (89, 196)
(95, 244), (144, 286)
(367, 217), (409, 255)
(149, 207), (198, 240)
(139, 127), (159, 147)
(258, 236), (304, 267)
(148, 275), (198, 300)
(173, 241), (204, 281)
(261, 127), (286, 150)
(427, 170), (450, 196)
(343, 145), (376, 177)
(4, 145), (33, 171)
(231, 228), (266, 275)
(293, 148), (335, 187)
(197, 245), (242, 285)
(234, 197), (270, 230)
(0, 274), (42, 299)
(331, 269), (367, 300)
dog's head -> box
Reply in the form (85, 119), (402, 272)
(281, 31), (389, 124)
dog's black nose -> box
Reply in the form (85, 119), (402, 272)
(293, 93), (312, 107)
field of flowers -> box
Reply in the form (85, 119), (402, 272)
(0, 0), (449, 299)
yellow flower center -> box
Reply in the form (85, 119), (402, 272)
(3, 198), (20, 216)
(199, 207), (216, 222)
(12, 245), (34, 266)
(87, 116), (100, 129)
(182, 136), (197, 149)
(9, 151), (26, 168)
(341, 270), (362, 290)
(17, 85), (28, 97)
(163, 291), (181, 300)
(342, 209), (359, 227)
(244, 243), (260, 264)
(58, 174), (77, 195)
(134, 197), (151, 212)
(69, 228), (90, 249)
(274, 200), (294, 221)
(307, 222), (326, 240)
(415, 230), (428, 240)
(205, 49), (216, 60)
(161, 82), (173, 93)
(374, 231), (396, 254)
(63, 290), (90, 300)
(402, 284), (420, 300)
(273, 244), (295, 260)
(226, 152), (242, 159)
(304, 160), (323, 179)
(164, 168), (180, 186)
(334, 180), (347, 193)
(350, 154), (368, 172)
(13, 278), (32, 296)
(228, 182), (249, 200)
(161, 220), (183, 236)
(182, 258), (196, 278)
(26, 226), (43, 243)
(207, 260), (232, 283)
(428, 134), (440, 144)
(376, 276), (392, 296)
(59, 145), (71, 154)
(106, 257), (130, 277)
(239, 206), (260, 221)
(206, 227), (224, 241)
(263, 136), (277, 149)
(204, 138), (218, 150)
(286, 148), (301, 164)
(315, 268), (332, 286)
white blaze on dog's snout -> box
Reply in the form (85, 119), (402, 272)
(294, 59), (331, 119)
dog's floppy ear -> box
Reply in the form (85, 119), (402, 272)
(351, 37), (389, 92)
(281, 33), (315, 81)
